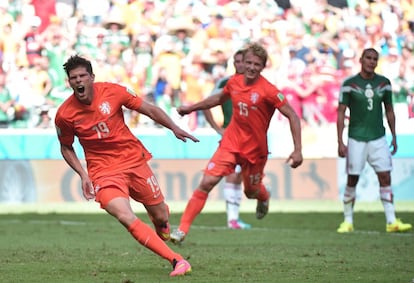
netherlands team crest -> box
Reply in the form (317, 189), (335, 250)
(99, 101), (111, 115)
(250, 92), (259, 104)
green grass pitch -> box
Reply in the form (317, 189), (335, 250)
(0, 201), (413, 282)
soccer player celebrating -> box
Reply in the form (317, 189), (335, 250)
(203, 49), (251, 230)
(55, 55), (198, 276)
(336, 48), (412, 233)
(171, 42), (303, 244)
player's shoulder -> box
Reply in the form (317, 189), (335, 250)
(258, 74), (273, 85)
(343, 73), (359, 83)
(56, 94), (75, 113)
(55, 95), (76, 123)
(256, 75), (279, 93)
(95, 82), (136, 98)
(94, 81), (120, 91)
(228, 73), (243, 83)
(373, 73), (391, 84)
(341, 73), (363, 88)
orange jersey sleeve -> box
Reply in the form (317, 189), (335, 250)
(221, 74), (287, 163)
(55, 82), (152, 180)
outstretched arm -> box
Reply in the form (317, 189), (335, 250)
(278, 102), (303, 168)
(177, 92), (229, 116)
(60, 144), (95, 200)
(137, 101), (199, 143)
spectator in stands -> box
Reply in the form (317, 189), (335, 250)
(152, 36), (183, 96)
(77, 0), (109, 26)
(35, 105), (52, 129)
(102, 15), (130, 55)
(295, 69), (328, 127)
(180, 58), (214, 130)
(7, 65), (33, 128)
(156, 82), (181, 124)
(27, 56), (53, 106)
(316, 66), (341, 124)
(391, 62), (411, 126)
(0, 18), (20, 72)
(167, 16), (195, 57)
(124, 33), (154, 94)
(206, 13), (232, 40)
(23, 16), (43, 68)
(42, 17), (71, 90)
(151, 67), (169, 105)
(0, 72), (14, 128)
(0, 0), (413, 131)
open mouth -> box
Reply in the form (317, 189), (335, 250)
(77, 86), (85, 93)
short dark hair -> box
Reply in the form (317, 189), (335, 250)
(361, 48), (379, 59)
(234, 49), (245, 58)
(63, 55), (93, 77)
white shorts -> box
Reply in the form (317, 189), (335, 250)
(346, 136), (392, 175)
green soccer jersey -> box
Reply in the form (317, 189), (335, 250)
(211, 76), (233, 128)
(339, 73), (392, 141)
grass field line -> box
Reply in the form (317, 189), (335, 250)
(1, 200), (414, 214)
(189, 225), (414, 237)
(1, 218), (412, 237)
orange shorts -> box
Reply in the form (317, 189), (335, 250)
(206, 148), (267, 192)
(93, 162), (164, 209)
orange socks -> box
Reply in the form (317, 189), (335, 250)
(128, 219), (181, 264)
(179, 189), (208, 234)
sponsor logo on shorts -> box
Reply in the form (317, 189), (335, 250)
(207, 162), (215, 171)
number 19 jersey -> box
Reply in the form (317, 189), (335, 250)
(55, 82), (152, 180)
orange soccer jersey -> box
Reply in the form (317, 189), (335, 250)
(55, 82), (152, 180)
(221, 74), (287, 163)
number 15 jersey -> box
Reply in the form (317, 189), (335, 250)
(221, 74), (287, 163)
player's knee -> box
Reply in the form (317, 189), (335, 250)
(377, 172), (391, 186)
(347, 175), (359, 187)
(152, 213), (168, 225)
(115, 212), (137, 228)
(199, 177), (220, 193)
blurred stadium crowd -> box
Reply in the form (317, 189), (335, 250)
(0, 0), (413, 130)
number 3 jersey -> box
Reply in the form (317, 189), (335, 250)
(55, 82), (152, 180)
(339, 73), (392, 142)
(221, 74), (287, 163)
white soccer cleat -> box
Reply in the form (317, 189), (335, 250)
(170, 229), (186, 244)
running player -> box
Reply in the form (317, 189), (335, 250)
(171, 42), (303, 244)
(55, 55), (198, 276)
